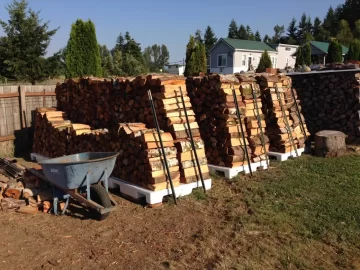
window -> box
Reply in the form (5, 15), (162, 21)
(242, 55), (246, 66)
(285, 47), (292, 51)
(217, 54), (227, 67)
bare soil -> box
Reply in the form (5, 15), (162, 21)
(1, 154), (360, 270)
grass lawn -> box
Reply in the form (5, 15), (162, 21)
(187, 153), (360, 269)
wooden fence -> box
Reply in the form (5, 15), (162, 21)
(0, 85), (57, 155)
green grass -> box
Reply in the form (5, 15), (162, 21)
(205, 154), (360, 269)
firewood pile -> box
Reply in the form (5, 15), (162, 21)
(186, 74), (255, 167)
(32, 108), (71, 158)
(237, 75), (269, 162)
(53, 76), (209, 188)
(114, 123), (180, 190)
(258, 74), (310, 152)
(290, 71), (360, 143)
(0, 159), (54, 215)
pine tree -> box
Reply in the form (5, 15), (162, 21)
(254, 30), (261, 41)
(204, 26), (217, 60)
(272, 25), (285, 43)
(336, 19), (353, 46)
(0, 0), (58, 83)
(263, 34), (270, 42)
(112, 49), (122, 75)
(198, 43), (207, 73)
(195, 30), (203, 43)
(323, 7), (339, 37)
(99, 45), (113, 77)
(354, 20), (360, 39)
(184, 36), (196, 76)
(347, 39), (360, 60)
(228, 19), (238, 39)
(258, 50), (272, 69)
(287, 18), (298, 44)
(246, 25), (254, 40)
(327, 40), (343, 63)
(303, 43), (311, 66)
(295, 47), (304, 67)
(238, 25), (248, 39)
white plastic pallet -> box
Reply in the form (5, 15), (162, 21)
(267, 148), (305, 162)
(109, 177), (212, 205)
(208, 159), (269, 179)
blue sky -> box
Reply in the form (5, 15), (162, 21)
(0, 0), (343, 63)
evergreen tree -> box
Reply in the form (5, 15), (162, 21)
(258, 50), (272, 69)
(313, 17), (323, 38)
(65, 19), (102, 78)
(354, 20), (360, 39)
(263, 34), (271, 42)
(246, 25), (254, 40)
(114, 33), (125, 52)
(84, 20), (102, 77)
(338, 0), (360, 29)
(194, 30), (203, 43)
(198, 43), (207, 73)
(323, 7), (339, 37)
(287, 18), (298, 44)
(303, 43), (311, 66)
(297, 13), (313, 43)
(254, 30), (261, 41)
(99, 45), (113, 77)
(295, 47), (304, 67)
(336, 19), (353, 46)
(184, 36), (196, 76)
(204, 26), (217, 60)
(238, 25), (248, 39)
(228, 19), (238, 39)
(112, 49), (122, 75)
(0, 0), (58, 83)
(327, 40), (343, 63)
(347, 39), (360, 60)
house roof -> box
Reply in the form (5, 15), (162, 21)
(217, 38), (277, 52)
(310, 41), (349, 55)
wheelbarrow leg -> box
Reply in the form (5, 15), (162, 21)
(86, 173), (91, 201)
(53, 197), (58, 215)
(104, 168), (108, 192)
(61, 196), (70, 215)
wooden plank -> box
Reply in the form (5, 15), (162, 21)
(0, 135), (15, 142)
(25, 91), (56, 97)
(0, 92), (19, 98)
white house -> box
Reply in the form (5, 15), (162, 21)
(209, 38), (298, 74)
(167, 64), (185, 75)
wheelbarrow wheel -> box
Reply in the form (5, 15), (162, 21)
(89, 184), (112, 221)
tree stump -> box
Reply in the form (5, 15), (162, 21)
(314, 130), (347, 157)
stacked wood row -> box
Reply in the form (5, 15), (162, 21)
(114, 123), (181, 191)
(258, 74), (310, 153)
(237, 76), (269, 162)
(290, 71), (360, 143)
(186, 74), (253, 167)
(32, 108), (71, 158)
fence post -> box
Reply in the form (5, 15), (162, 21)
(19, 86), (27, 129)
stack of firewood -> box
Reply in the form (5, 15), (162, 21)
(258, 74), (309, 153)
(32, 108), (71, 158)
(186, 74), (252, 167)
(237, 76), (269, 162)
(291, 71), (360, 143)
(114, 123), (180, 191)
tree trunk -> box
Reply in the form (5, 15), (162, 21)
(315, 130), (347, 157)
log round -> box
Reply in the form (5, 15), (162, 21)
(314, 130), (347, 157)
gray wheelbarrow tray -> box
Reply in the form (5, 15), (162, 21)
(29, 152), (119, 217)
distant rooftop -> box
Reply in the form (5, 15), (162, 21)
(220, 38), (277, 52)
(310, 41), (349, 55)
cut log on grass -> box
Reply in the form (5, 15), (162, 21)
(17, 206), (38, 215)
(314, 130), (347, 157)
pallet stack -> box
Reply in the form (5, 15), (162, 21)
(186, 74), (252, 167)
(258, 74), (309, 153)
(115, 123), (181, 191)
(32, 108), (71, 158)
(237, 76), (269, 163)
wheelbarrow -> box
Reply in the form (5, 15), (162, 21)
(29, 152), (119, 220)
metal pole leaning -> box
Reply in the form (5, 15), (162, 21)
(275, 85), (298, 157)
(232, 86), (253, 176)
(290, 87), (307, 141)
(179, 87), (206, 193)
(147, 90), (177, 204)
(250, 83), (270, 169)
